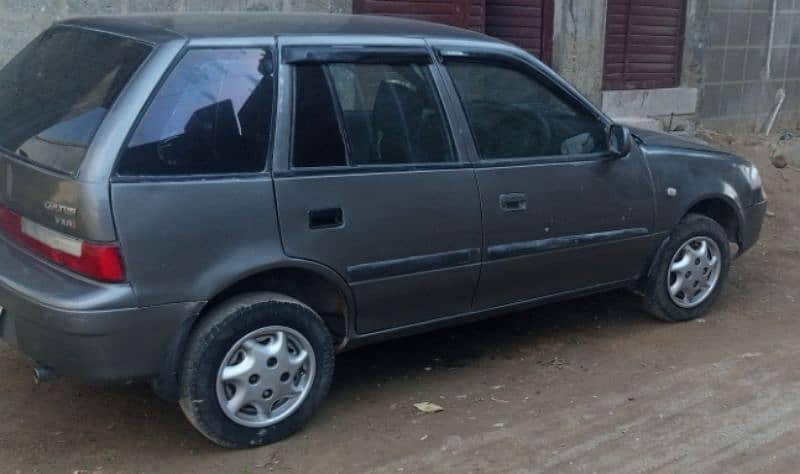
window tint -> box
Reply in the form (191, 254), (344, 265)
(447, 60), (608, 160)
(292, 65), (347, 168)
(119, 48), (274, 176)
(291, 62), (455, 167)
(0, 27), (151, 175)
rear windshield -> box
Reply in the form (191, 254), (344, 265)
(0, 26), (151, 175)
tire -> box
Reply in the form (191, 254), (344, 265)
(643, 213), (732, 322)
(179, 292), (335, 448)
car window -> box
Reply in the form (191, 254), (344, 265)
(291, 62), (455, 167)
(447, 60), (608, 160)
(292, 65), (348, 168)
(0, 26), (151, 175)
(118, 48), (274, 176)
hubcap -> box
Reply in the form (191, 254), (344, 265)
(667, 236), (721, 308)
(216, 326), (315, 428)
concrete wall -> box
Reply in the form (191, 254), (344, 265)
(0, 0), (352, 67)
(689, 0), (800, 132)
(550, 0), (607, 105)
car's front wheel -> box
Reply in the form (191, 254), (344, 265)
(644, 213), (732, 322)
(179, 292), (334, 448)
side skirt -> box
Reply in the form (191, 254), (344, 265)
(341, 278), (636, 351)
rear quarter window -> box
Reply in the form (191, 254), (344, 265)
(118, 48), (275, 176)
(0, 26), (152, 175)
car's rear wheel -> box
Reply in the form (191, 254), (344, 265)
(179, 292), (334, 448)
(644, 213), (732, 322)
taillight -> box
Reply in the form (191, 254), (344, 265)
(0, 204), (125, 283)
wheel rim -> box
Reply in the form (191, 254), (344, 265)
(666, 236), (722, 309)
(216, 326), (316, 428)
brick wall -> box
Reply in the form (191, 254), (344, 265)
(0, 0), (352, 67)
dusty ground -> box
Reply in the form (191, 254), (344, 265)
(1, 132), (799, 474)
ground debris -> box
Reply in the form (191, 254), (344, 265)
(771, 154), (788, 169)
(413, 402), (444, 413)
(548, 357), (570, 368)
(740, 352), (764, 359)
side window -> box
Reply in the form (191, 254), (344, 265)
(447, 60), (608, 160)
(292, 65), (348, 168)
(118, 48), (274, 176)
(291, 61), (455, 168)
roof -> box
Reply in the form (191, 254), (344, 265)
(61, 12), (495, 44)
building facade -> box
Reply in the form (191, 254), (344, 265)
(0, 0), (798, 132)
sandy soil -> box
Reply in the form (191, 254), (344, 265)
(1, 132), (798, 474)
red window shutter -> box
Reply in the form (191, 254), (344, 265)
(485, 0), (553, 63)
(352, 0), (553, 63)
(603, 0), (687, 90)
(353, 0), (486, 32)
(467, 0), (487, 32)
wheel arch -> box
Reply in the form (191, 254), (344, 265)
(204, 261), (354, 344)
(641, 193), (743, 291)
(152, 259), (354, 401)
(683, 194), (745, 246)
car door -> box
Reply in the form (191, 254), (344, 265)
(273, 43), (483, 334)
(439, 49), (658, 310)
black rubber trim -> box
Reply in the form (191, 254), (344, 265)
(347, 248), (480, 282)
(487, 228), (650, 261)
(274, 161), (469, 177)
(283, 46), (432, 65)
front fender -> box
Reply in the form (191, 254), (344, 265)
(641, 146), (752, 234)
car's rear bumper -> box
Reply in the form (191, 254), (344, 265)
(0, 238), (201, 382)
(739, 200), (767, 256)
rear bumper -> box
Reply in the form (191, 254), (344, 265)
(0, 238), (202, 382)
(739, 200), (767, 256)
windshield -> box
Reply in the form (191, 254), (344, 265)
(0, 26), (151, 175)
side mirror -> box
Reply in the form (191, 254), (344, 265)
(608, 124), (632, 157)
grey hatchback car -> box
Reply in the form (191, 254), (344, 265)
(0, 13), (766, 447)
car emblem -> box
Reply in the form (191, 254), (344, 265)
(44, 201), (78, 217)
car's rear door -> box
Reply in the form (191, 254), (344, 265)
(273, 39), (482, 334)
(437, 47), (658, 310)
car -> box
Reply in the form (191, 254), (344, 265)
(0, 12), (766, 448)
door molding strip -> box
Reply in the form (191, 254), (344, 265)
(487, 227), (650, 261)
(347, 248), (480, 282)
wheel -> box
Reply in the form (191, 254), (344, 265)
(179, 292), (334, 448)
(643, 213), (731, 322)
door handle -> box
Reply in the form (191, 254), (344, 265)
(309, 207), (344, 229)
(499, 193), (527, 212)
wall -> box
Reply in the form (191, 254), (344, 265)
(550, 0), (607, 105)
(3, 0), (798, 133)
(0, 0), (352, 67)
(689, 0), (800, 132)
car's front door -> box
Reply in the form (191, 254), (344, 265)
(440, 51), (658, 310)
(273, 44), (482, 334)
